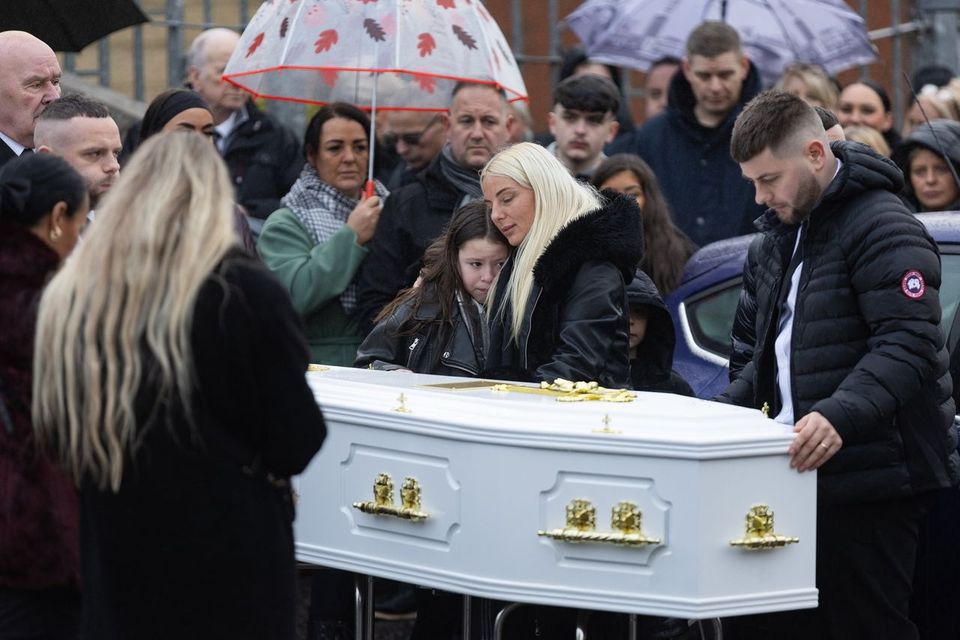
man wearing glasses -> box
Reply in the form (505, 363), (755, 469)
(382, 112), (445, 189)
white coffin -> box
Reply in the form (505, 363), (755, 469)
(295, 366), (817, 619)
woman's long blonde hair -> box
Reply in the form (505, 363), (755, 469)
(32, 132), (238, 492)
(481, 142), (601, 343)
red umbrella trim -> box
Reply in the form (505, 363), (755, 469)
(417, 33), (436, 57)
(315, 30), (338, 53)
(452, 25), (477, 50)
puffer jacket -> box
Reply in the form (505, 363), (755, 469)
(720, 141), (959, 504)
(891, 119), (960, 212)
(485, 192), (643, 389)
(609, 61), (765, 247)
(354, 287), (487, 377)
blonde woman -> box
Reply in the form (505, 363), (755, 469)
(775, 63), (839, 110)
(32, 133), (326, 640)
(481, 142), (643, 389)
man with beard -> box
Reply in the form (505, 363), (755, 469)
(719, 90), (959, 639)
(0, 31), (61, 167)
(35, 94), (121, 217)
(609, 22), (763, 246)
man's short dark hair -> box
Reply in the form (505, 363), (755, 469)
(451, 81), (508, 105)
(651, 55), (681, 70)
(38, 93), (110, 122)
(814, 106), (840, 131)
(686, 21), (742, 59)
(731, 90), (823, 163)
(552, 74), (620, 116)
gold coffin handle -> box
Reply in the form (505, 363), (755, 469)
(352, 473), (429, 521)
(729, 504), (799, 550)
(538, 499), (661, 547)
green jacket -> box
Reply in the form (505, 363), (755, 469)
(257, 207), (367, 366)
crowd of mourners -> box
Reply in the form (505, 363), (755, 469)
(3, 16), (960, 640)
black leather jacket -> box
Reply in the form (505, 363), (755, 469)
(485, 192), (644, 389)
(354, 289), (486, 377)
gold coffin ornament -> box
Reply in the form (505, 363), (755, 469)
(538, 498), (661, 547)
(352, 473), (429, 521)
(729, 504), (799, 550)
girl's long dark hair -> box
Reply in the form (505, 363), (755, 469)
(592, 154), (696, 294)
(375, 200), (508, 334)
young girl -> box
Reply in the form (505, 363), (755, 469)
(355, 199), (509, 376)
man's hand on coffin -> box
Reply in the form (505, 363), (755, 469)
(788, 411), (842, 472)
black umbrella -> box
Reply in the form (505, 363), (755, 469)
(2, 0), (149, 52)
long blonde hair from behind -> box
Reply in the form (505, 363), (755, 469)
(32, 132), (238, 492)
(481, 142), (602, 343)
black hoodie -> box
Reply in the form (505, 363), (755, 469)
(626, 271), (694, 396)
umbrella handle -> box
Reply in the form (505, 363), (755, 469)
(364, 179), (375, 199)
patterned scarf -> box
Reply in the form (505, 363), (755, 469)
(281, 164), (388, 314)
(438, 145), (483, 206)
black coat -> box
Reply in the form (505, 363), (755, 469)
(355, 156), (469, 332)
(0, 139), (16, 169)
(354, 288), (486, 377)
(626, 271), (694, 396)
(608, 62), (765, 247)
(720, 141), (959, 505)
(485, 192), (643, 389)
(223, 102), (303, 220)
(79, 253), (326, 640)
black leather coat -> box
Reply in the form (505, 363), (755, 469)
(485, 192), (644, 389)
(720, 141), (959, 504)
(354, 289), (486, 377)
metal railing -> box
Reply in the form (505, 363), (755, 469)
(62, 0), (949, 131)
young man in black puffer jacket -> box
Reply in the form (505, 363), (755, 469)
(719, 90), (959, 640)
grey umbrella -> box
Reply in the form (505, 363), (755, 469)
(565, 0), (878, 86)
(2, 0), (149, 52)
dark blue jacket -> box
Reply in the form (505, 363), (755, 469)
(610, 62), (764, 247)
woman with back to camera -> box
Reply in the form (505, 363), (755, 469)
(31, 133), (326, 640)
(258, 102), (387, 366)
(0, 154), (87, 639)
(356, 200), (509, 376)
(481, 142), (643, 389)
(592, 153), (696, 296)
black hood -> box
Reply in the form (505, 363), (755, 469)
(891, 119), (960, 211)
(625, 270), (676, 385)
(666, 59), (762, 139)
(533, 190), (644, 295)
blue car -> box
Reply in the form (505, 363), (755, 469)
(666, 212), (960, 399)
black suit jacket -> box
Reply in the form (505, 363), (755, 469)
(0, 140), (17, 169)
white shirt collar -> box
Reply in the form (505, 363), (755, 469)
(0, 130), (27, 156)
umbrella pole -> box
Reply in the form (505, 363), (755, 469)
(365, 70), (379, 199)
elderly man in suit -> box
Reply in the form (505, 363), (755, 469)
(0, 31), (61, 167)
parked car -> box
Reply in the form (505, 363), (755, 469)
(666, 212), (960, 399)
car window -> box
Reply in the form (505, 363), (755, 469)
(684, 280), (742, 359)
(940, 252), (960, 337)
(685, 250), (960, 362)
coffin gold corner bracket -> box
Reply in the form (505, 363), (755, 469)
(729, 504), (799, 550)
(538, 498), (661, 547)
(352, 473), (429, 521)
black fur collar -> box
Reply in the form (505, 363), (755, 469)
(532, 190), (643, 295)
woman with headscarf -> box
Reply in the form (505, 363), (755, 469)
(138, 88), (256, 252)
(892, 119), (960, 213)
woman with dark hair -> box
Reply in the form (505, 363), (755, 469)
(258, 102), (388, 365)
(838, 80), (901, 152)
(892, 119), (960, 213)
(592, 153), (696, 295)
(356, 200), (509, 375)
(0, 153), (88, 639)
(138, 88), (256, 252)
